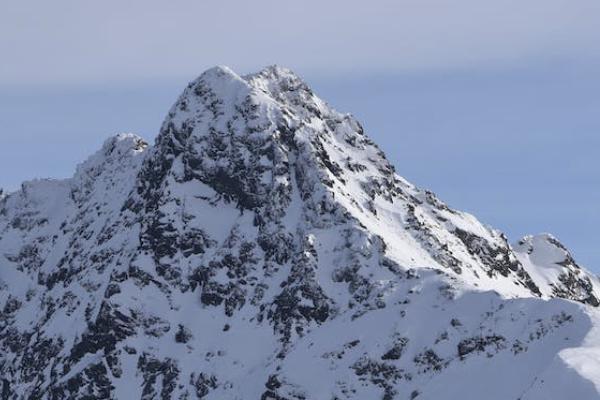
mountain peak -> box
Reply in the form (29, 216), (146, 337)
(73, 133), (147, 182)
(3, 67), (600, 399)
(149, 65), (348, 211)
(515, 233), (579, 267)
(192, 65), (249, 99)
(135, 67), (541, 296)
(202, 64), (240, 77)
(515, 233), (600, 306)
(71, 133), (148, 203)
(245, 65), (311, 96)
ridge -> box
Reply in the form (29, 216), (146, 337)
(1, 66), (600, 400)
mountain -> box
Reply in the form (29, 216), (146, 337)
(1, 65), (600, 400)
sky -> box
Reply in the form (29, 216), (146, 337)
(1, 1), (599, 270)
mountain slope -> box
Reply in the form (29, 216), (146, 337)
(1, 65), (599, 399)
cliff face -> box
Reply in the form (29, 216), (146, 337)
(1, 66), (599, 400)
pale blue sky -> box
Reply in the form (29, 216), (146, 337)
(1, 1), (598, 270)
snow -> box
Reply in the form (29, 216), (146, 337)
(1, 65), (599, 399)
(515, 233), (600, 303)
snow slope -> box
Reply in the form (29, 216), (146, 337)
(1, 65), (599, 399)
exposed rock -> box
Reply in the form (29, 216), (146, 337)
(0, 66), (599, 399)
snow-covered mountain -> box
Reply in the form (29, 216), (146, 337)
(1, 65), (600, 400)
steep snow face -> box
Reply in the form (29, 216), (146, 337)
(1, 66), (600, 400)
(515, 234), (600, 306)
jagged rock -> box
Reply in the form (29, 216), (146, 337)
(457, 335), (506, 359)
(1, 66), (599, 399)
(515, 234), (600, 306)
